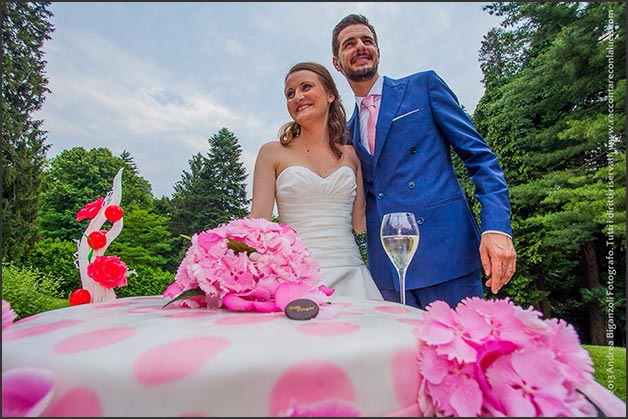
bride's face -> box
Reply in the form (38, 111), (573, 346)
(284, 70), (333, 127)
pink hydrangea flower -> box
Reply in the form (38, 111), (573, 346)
(163, 218), (330, 312)
(416, 297), (598, 417)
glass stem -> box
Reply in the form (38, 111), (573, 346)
(398, 268), (407, 305)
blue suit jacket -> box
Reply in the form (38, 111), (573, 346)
(349, 70), (512, 291)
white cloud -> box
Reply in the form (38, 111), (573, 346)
(36, 2), (503, 199)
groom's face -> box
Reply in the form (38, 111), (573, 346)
(333, 24), (380, 83)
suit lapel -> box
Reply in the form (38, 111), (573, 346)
(374, 77), (406, 167)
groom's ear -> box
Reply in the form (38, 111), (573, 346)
(332, 56), (343, 74)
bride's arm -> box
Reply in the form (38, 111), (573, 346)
(249, 142), (277, 220)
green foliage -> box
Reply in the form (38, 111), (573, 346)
(354, 231), (368, 265)
(584, 345), (627, 402)
(24, 237), (81, 297)
(107, 205), (177, 271)
(1, 263), (70, 319)
(169, 128), (250, 258)
(38, 147), (155, 241)
(491, 274), (550, 311)
(114, 264), (174, 298)
(475, 2), (626, 344)
(2, 2), (54, 263)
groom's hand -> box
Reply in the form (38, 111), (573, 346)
(479, 233), (517, 294)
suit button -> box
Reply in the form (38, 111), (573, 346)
(416, 217), (425, 225)
(366, 178), (372, 184)
(408, 181), (415, 189)
(410, 146), (417, 154)
(377, 193), (384, 199)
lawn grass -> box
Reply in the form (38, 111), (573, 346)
(583, 344), (626, 402)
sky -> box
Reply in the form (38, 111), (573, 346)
(36, 2), (504, 200)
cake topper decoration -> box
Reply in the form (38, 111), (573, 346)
(72, 168), (130, 304)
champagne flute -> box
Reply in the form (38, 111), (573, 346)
(380, 212), (420, 305)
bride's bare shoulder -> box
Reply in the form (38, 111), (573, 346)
(341, 144), (360, 161)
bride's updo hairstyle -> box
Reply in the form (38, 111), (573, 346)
(279, 62), (348, 158)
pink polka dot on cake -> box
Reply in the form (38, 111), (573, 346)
(391, 347), (420, 406)
(269, 360), (355, 416)
(374, 305), (413, 315)
(127, 306), (165, 314)
(297, 321), (359, 336)
(215, 316), (276, 325)
(396, 318), (423, 327)
(14, 313), (43, 324)
(2, 320), (84, 342)
(337, 311), (363, 317)
(44, 387), (103, 417)
(54, 327), (136, 354)
(134, 337), (230, 385)
(92, 301), (136, 309)
(163, 311), (217, 319)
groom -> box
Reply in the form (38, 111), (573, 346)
(331, 14), (517, 309)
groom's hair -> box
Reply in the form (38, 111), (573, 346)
(332, 14), (379, 58)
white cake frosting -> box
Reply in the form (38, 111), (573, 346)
(2, 295), (425, 416)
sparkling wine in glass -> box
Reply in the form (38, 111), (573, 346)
(380, 212), (420, 305)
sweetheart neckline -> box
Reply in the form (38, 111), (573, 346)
(277, 165), (354, 182)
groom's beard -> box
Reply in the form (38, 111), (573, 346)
(346, 64), (378, 82)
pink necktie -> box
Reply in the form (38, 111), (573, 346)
(362, 94), (379, 154)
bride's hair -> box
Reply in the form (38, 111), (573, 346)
(278, 62), (348, 158)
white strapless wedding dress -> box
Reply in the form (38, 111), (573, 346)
(276, 165), (383, 299)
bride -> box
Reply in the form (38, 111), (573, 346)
(250, 61), (382, 300)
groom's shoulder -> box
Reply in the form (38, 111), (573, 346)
(388, 69), (440, 84)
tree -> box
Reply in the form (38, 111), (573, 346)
(38, 147), (154, 241)
(475, 2), (626, 344)
(205, 127), (250, 221)
(2, 2), (54, 263)
(107, 206), (176, 271)
(169, 127), (250, 240)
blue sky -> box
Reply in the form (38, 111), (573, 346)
(36, 2), (503, 199)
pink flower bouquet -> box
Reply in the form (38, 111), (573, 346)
(415, 297), (599, 417)
(163, 217), (332, 312)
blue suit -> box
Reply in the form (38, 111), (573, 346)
(349, 70), (512, 295)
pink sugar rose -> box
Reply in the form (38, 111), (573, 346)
(75, 197), (104, 221)
(87, 255), (128, 288)
(163, 218), (330, 313)
(416, 297), (598, 417)
(2, 299), (17, 330)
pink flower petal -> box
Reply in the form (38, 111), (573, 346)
(275, 282), (312, 310)
(318, 284), (335, 297)
(252, 300), (281, 313)
(222, 294), (254, 311)
(2, 368), (55, 417)
(450, 376), (483, 417)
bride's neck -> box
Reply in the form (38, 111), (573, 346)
(298, 122), (330, 148)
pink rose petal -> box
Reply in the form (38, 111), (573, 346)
(2, 368), (55, 417)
